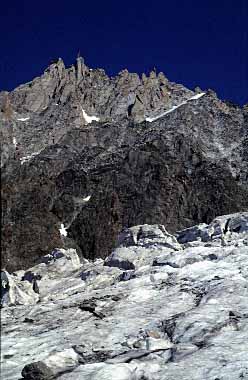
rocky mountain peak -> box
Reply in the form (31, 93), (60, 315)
(1, 56), (198, 166)
(1, 56), (248, 380)
(1, 57), (247, 273)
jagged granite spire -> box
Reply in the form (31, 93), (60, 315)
(76, 55), (87, 82)
(0, 58), (197, 166)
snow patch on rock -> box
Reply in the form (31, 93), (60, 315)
(17, 117), (30, 122)
(82, 195), (91, 202)
(59, 223), (67, 237)
(81, 108), (100, 124)
(20, 151), (41, 165)
(146, 92), (205, 122)
(189, 92), (206, 100)
(13, 137), (17, 148)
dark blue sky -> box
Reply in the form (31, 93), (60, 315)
(1, 0), (247, 104)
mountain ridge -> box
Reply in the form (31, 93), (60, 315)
(1, 57), (248, 271)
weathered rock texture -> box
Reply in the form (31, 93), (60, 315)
(0, 57), (194, 165)
(1, 213), (248, 379)
(1, 58), (248, 271)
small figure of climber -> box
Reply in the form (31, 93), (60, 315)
(139, 329), (150, 350)
(32, 278), (39, 294)
(0, 270), (10, 307)
(21, 271), (41, 294)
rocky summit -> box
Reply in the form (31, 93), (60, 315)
(1, 57), (248, 271)
(1, 212), (248, 379)
(1, 58), (248, 380)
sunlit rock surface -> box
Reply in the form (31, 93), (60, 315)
(1, 212), (248, 380)
(1, 58), (248, 272)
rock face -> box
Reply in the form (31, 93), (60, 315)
(1, 213), (248, 380)
(0, 58), (194, 166)
(1, 57), (248, 271)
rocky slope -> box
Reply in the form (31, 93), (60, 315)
(1, 212), (248, 380)
(1, 57), (248, 271)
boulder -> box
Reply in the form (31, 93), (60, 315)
(91, 363), (135, 380)
(118, 224), (181, 250)
(21, 361), (54, 380)
(22, 349), (79, 379)
(104, 248), (136, 270)
(29, 248), (81, 279)
(1, 270), (39, 307)
(177, 212), (248, 244)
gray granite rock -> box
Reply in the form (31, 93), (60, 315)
(0, 57), (195, 167)
(1, 58), (248, 272)
(104, 249), (136, 270)
(1, 213), (248, 380)
(21, 361), (54, 380)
